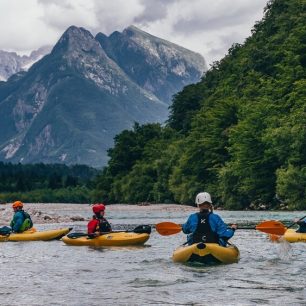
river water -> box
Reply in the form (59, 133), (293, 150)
(0, 205), (305, 305)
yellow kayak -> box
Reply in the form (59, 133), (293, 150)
(0, 227), (72, 242)
(283, 229), (306, 243)
(62, 231), (150, 247)
(172, 242), (240, 264)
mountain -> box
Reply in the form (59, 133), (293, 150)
(96, 26), (206, 104)
(0, 26), (205, 167)
(0, 46), (51, 81)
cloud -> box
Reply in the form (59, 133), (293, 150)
(134, 0), (268, 63)
(0, 0), (269, 63)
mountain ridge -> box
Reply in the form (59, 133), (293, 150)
(0, 25), (205, 167)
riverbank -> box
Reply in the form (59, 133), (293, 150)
(0, 203), (195, 226)
(0, 202), (304, 228)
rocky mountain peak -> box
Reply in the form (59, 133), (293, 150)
(96, 25), (206, 104)
(52, 26), (98, 54)
(124, 25), (147, 37)
(0, 25), (206, 167)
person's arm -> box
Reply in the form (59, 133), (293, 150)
(182, 214), (198, 234)
(210, 214), (235, 239)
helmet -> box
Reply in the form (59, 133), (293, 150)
(12, 200), (23, 209)
(195, 192), (212, 206)
(92, 204), (105, 214)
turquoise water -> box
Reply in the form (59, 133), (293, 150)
(0, 208), (305, 305)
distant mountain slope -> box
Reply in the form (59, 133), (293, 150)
(0, 26), (205, 167)
(96, 25), (206, 104)
(0, 46), (51, 81)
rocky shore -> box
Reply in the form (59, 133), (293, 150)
(0, 203), (195, 226)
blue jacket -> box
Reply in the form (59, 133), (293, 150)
(10, 210), (33, 233)
(182, 212), (235, 246)
(10, 211), (26, 232)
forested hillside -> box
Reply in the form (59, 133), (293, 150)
(94, 0), (306, 210)
(0, 163), (97, 203)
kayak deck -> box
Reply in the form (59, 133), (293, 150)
(172, 242), (240, 264)
(284, 229), (306, 243)
(0, 227), (72, 242)
(62, 231), (150, 247)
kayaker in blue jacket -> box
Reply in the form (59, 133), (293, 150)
(182, 192), (237, 246)
(10, 201), (33, 233)
(295, 219), (306, 233)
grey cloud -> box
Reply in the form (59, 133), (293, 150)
(133, 0), (175, 24)
(173, 3), (267, 34)
(206, 32), (247, 65)
(37, 0), (73, 9)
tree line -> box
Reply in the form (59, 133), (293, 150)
(0, 162), (97, 203)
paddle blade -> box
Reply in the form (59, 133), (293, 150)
(155, 222), (182, 236)
(256, 220), (287, 235)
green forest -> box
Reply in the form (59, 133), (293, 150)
(94, 0), (306, 210)
(0, 162), (97, 203)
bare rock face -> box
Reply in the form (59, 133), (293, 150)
(0, 46), (51, 81)
(0, 26), (206, 167)
(96, 25), (206, 104)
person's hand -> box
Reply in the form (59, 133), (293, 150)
(294, 218), (300, 224)
(231, 224), (238, 230)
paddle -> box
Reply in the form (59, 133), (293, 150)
(67, 224), (151, 239)
(257, 215), (306, 236)
(155, 222), (182, 236)
(156, 222), (241, 236)
(255, 220), (287, 235)
(155, 220), (295, 236)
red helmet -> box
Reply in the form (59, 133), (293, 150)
(92, 203), (105, 214)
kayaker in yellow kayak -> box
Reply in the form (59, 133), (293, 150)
(295, 218), (306, 233)
(87, 203), (112, 237)
(10, 201), (33, 233)
(182, 192), (237, 246)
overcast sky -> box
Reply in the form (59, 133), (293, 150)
(0, 0), (269, 66)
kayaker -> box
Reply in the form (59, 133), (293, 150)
(295, 219), (306, 233)
(182, 192), (237, 246)
(10, 201), (33, 233)
(87, 203), (112, 236)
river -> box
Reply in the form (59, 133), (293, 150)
(0, 204), (305, 305)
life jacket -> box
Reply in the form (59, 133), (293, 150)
(87, 216), (111, 234)
(192, 212), (219, 244)
(21, 211), (33, 231)
(11, 210), (33, 232)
